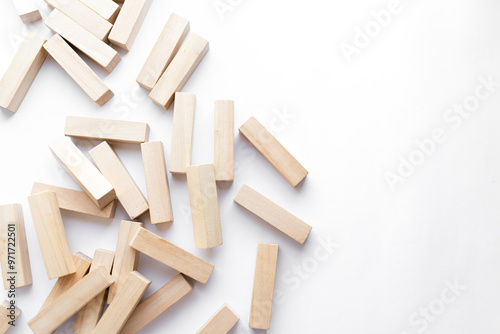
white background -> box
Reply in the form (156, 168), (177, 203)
(1, 0), (500, 333)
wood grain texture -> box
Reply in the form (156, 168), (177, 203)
(197, 304), (239, 334)
(12, 0), (41, 23)
(79, 0), (120, 22)
(214, 100), (234, 181)
(170, 92), (195, 174)
(108, 0), (151, 51)
(0, 300), (21, 334)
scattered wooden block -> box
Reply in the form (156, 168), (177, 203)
(197, 304), (239, 334)
(11, 0), (41, 23)
(186, 164), (222, 248)
(239, 117), (308, 187)
(0, 34), (47, 113)
(89, 142), (149, 220)
(149, 33), (209, 109)
(27, 191), (76, 279)
(108, 0), (151, 51)
(130, 227), (214, 284)
(79, 0), (120, 22)
(170, 92), (195, 174)
(214, 100), (234, 181)
(0, 300), (21, 334)
(233, 184), (312, 244)
(136, 13), (189, 90)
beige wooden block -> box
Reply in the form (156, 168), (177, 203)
(149, 33), (209, 109)
(28, 268), (114, 334)
(44, 34), (114, 106)
(27, 191), (75, 279)
(12, 0), (41, 23)
(186, 164), (222, 249)
(233, 184), (312, 244)
(214, 100), (234, 181)
(130, 227), (214, 283)
(121, 273), (192, 334)
(136, 13), (189, 90)
(89, 142), (149, 220)
(197, 304), (239, 334)
(239, 117), (308, 187)
(0, 300), (21, 334)
(49, 136), (115, 209)
(108, 0), (151, 51)
(0, 204), (32, 289)
(45, 9), (121, 72)
(79, 0), (120, 22)
(170, 92), (195, 174)
(141, 141), (173, 224)
(0, 34), (47, 112)
(249, 243), (278, 330)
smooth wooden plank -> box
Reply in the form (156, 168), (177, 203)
(170, 92), (195, 174)
(0, 204), (32, 289)
(0, 300), (21, 334)
(108, 0), (151, 51)
(214, 100), (234, 181)
(79, 0), (120, 22)
(149, 33), (209, 109)
(197, 304), (239, 334)
(186, 164), (222, 248)
(136, 13), (189, 90)
(141, 141), (173, 224)
(12, 0), (41, 23)
(89, 142), (149, 220)
(0, 34), (47, 112)
(130, 227), (214, 283)
(239, 116), (308, 187)
(27, 191), (76, 279)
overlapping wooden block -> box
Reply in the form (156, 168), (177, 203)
(197, 304), (239, 334)
(11, 0), (41, 23)
(80, 0), (120, 22)
(108, 0), (151, 51)
(170, 92), (195, 174)
(0, 300), (21, 334)
(214, 100), (234, 181)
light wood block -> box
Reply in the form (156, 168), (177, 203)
(130, 227), (214, 283)
(121, 273), (192, 334)
(239, 117), (308, 187)
(214, 100), (234, 181)
(249, 243), (278, 330)
(44, 34), (114, 106)
(233, 184), (312, 244)
(12, 0), (41, 23)
(149, 33), (209, 109)
(170, 92), (195, 174)
(28, 268), (114, 334)
(0, 300), (21, 334)
(136, 13), (189, 90)
(197, 304), (239, 334)
(0, 34), (47, 113)
(186, 164), (222, 249)
(141, 141), (173, 224)
(108, 0), (151, 51)
(49, 136), (115, 209)
(79, 0), (120, 22)
(89, 142), (149, 220)
(0, 204), (32, 289)
(27, 191), (75, 279)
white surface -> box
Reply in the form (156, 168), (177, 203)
(1, 0), (500, 333)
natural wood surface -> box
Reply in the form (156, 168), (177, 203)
(196, 304), (239, 334)
(80, 0), (120, 22)
(11, 0), (41, 23)
(170, 92), (195, 174)
(108, 0), (151, 51)
(0, 300), (21, 334)
(214, 100), (234, 181)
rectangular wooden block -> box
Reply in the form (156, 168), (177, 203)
(79, 0), (120, 22)
(170, 92), (195, 174)
(141, 141), (173, 224)
(197, 304), (239, 334)
(149, 33), (209, 109)
(49, 136), (115, 209)
(0, 34), (47, 112)
(12, 0), (41, 23)
(186, 164), (222, 248)
(0, 204), (32, 289)
(136, 13), (189, 90)
(89, 142), (149, 220)
(27, 191), (76, 279)
(239, 116), (308, 187)
(214, 100), (234, 181)
(130, 227), (214, 283)
(233, 184), (312, 244)
(250, 243), (278, 330)
(0, 300), (21, 334)
(108, 0), (151, 51)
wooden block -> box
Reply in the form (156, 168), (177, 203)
(28, 268), (114, 334)
(45, 9), (121, 72)
(214, 100), (234, 181)
(121, 273), (192, 334)
(49, 136), (115, 209)
(186, 164), (222, 249)
(250, 243), (278, 330)
(149, 33), (209, 109)
(197, 304), (239, 334)
(0, 300), (21, 334)
(89, 142), (149, 220)
(141, 141), (173, 224)
(43, 34), (114, 106)
(136, 13), (189, 90)
(239, 117), (308, 187)
(79, 0), (120, 22)
(11, 0), (41, 23)
(108, 0), (151, 51)
(130, 227), (214, 283)
(0, 204), (32, 289)
(0, 34), (47, 113)
(170, 92), (195, 174)
(27, 191), (76, 279)
(233, 185), (312, 244)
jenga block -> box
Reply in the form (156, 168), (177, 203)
(0, 34), (47, 113)
(186, 164), (222, 249)
(11, 0), (41, 23)
(130, 227), (214, 283)
(141, 141), (173, 224)
(136, 13), (189, 90)
(121, 273), (192, 334)
(149, 33), (209, 109)
(108, 0), (151, 51)
(28, 268), (114, 334)
(89, 142), (149, 220)
(43, 34), (114, 106)
(27, 191), (76, 279)
(214, 100), (234, 181)
(233, 185), (311, 244)
(49, 136), (115, 209)
(249, 243), (278, 330)
(0, 300), (21, 334)
(79, 0), (120, 22)
(197, 304), (239, 334)
(0, 204), (32, 289)
(170, 92), (195, 174)
(239, 117), (308, 187)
